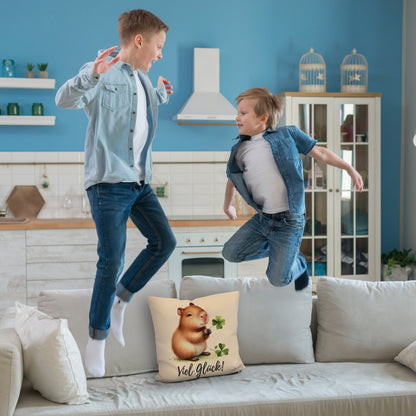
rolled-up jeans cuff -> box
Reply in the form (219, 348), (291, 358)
(116, 283), (134, 303)
(89, 326), (109, 340)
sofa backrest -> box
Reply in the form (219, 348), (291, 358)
(311, 296), (318, 346)
(37, 279), (176, 378)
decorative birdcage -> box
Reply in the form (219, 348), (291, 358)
(340, 48), (368, 93)
(299, 48), (326, 93)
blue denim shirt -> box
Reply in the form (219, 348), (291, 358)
(226, 126), (317, 215)
(55, 51), (168, 189)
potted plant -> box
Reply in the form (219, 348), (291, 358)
(381, 248), (416, 281)
(37, 63), (48, 79)
(26, 63), (35, 78)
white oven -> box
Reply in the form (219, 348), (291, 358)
(168, 230), (238, 291)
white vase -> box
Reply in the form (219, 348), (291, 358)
(382, 264), (412, 281)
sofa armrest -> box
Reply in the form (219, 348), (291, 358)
(0, 328), (24, 416)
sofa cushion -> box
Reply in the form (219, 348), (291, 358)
(13, 362), (416, 416)
(315, 277), (416, 362)
(14, 302), (88, 404)
(0, 328), (23, 416)
(179, 276), (315, 364)
(395, 340), (416, 373)
(148, 291), (245, 382)
(37, 279), (176, 378)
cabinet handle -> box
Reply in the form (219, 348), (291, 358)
(336, 189), (340, 192)
(329, 189), (333, 192)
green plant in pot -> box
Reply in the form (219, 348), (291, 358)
(26, 63), (35, 78)
(381, 248), (416, 281)
(37, 63), (48, 79)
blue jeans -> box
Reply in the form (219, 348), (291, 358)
(87, 182), (176, 340)
(222, 211), (306, 287)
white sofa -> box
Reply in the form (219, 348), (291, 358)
(2, 275), (416, 416)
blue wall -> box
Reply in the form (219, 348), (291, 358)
(0, 0), (403, 253)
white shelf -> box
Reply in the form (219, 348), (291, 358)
(0, 77), (56, 89)
(0, 116), (56, 126)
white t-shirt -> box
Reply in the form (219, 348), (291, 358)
(133, 72), (149, 181)
(236, 132), (289, 214)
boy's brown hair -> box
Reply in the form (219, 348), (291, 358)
(118, 9), (169, 46)
(235, 87), (283, 130)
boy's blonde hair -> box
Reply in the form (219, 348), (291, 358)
(235, 88), (283, 130)
(118, 9), (169, 46)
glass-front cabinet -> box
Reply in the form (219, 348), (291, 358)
(278, 93), (381, 287)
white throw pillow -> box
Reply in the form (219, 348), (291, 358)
(316, 277), (416, 362)
(14, 302), (88, 404)
(179, 276), (315, 364)
(37, 279), (176, 378)
(395, 340), (416, 372)
(148, 291), (245, 382)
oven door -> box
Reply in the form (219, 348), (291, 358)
(168, 246), (237, 292)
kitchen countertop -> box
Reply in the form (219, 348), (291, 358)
(0, 215), (253, 230)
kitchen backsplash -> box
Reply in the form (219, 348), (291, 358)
(0, 151), (232, 218)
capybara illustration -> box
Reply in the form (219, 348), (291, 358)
(171, 303), (211, 361)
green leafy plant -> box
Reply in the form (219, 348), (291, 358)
(26, 63), (35, 71)
(381, 249), (416, 276)
(212, 316), (225, 330)
(37, 63), (48, 71)
(214, 343), (229, 357)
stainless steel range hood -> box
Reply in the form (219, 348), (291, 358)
(173, 48), (237, 125)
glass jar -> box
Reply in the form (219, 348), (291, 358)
(2, 59), (16, 77)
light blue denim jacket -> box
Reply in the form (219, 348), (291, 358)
(226, 126), (317, 215)
(55, 51), (168, 189)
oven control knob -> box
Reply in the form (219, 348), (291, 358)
(186, 238), (191, 243)
(214, 237), (219, 242)
(200, 238), (205, 243)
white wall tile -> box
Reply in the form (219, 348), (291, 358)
(3, 151), (232, 218)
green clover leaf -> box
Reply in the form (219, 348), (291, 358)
(214, 343), (229, 357)
(212, 315), (226, 330)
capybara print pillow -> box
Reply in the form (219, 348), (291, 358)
(148, 291), (244, 382)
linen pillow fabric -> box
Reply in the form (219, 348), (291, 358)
(395, 340), (416, 372)
(315, 277), (416, 362)
(148, 291), (245, 382)
(38, 279), (177, 378)
(13, 302), (88, 405)
(179, 275), (315, 365)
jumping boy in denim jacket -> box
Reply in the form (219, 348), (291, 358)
(223, 88), (363, 290)
(56, 9), (176, 377)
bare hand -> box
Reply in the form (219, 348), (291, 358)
(158, 76), (173, 95)
(92, 46), (120, 74)
(349, 168), (364, 192)
(224, 205), (237, 220)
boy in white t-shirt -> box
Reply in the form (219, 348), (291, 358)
(223, 88), (363, 290)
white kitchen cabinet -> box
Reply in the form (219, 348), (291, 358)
(0, 77), (56, 126)
(25, 227), (166, 306)
(238, 259), (268, 278)
(279, 92), (381, 285)
(0, 226), (167, 310)
(0, 230), (26, 312)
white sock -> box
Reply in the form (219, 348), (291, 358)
(85, 338), (105, 378)
(111, 296), (127, 347)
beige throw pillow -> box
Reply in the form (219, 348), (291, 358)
(148, 291), (245, 382)
(395, 340), (416, 372)
(14, 302), (88, 404)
